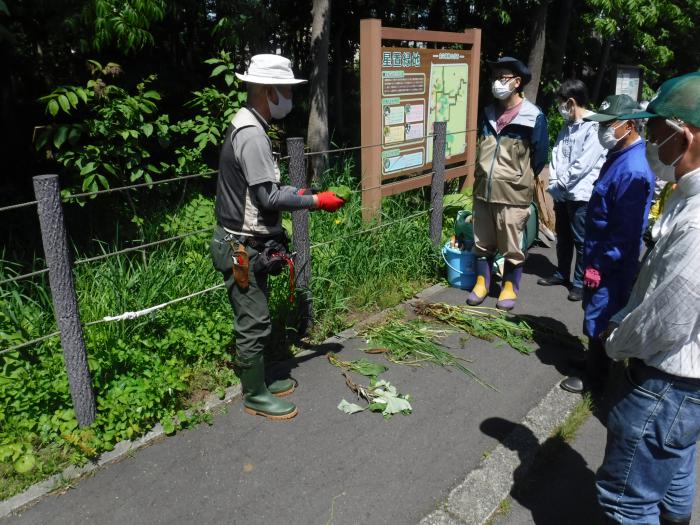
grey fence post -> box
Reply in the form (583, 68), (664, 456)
(286, 138), (313, 337)
(33, 174), (96, 427)
(430, 121), (447, 247)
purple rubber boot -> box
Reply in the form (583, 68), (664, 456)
(467, 257), (492, 306)
(496, 262), (524, 311)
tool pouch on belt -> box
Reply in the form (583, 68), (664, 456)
(253, 237), (289, 276)
(229, 242), (250, 289)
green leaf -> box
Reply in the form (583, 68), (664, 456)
(53, 126), (69, 149)
(47, 99), (59, 117)
(58, 95), (71, 113)
(338, 399), (366, 414)
(224, 74), (234, 87)
(161, 418), (175, 435)
(13, 454), (36, 474)
(80, 162), (96, 175)
(0, 1), (9, 15)
(76, 87), (88, 103)
(142, 90), (161, 100)
(141, 123), (154, 137)
(211, 65), (228, 77)
(66, 91), (79, 108)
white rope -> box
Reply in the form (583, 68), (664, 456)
(91, 283), (225, 324)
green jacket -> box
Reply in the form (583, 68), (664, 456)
(473, 99), (549, 206)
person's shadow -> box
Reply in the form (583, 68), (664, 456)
(481, 417), (605, 524)
(515, 314), (587, 378)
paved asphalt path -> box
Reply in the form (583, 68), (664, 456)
(4, 245), (589, 525)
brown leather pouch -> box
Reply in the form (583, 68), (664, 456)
(229, 242), (249, 289)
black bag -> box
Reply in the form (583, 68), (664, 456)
(253, 237), (289, 275)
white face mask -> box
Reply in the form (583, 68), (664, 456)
(492, 79), (516, 100)
(645, 127), (683, 182)
(558, 102), (571, 120)
(598, 121), (630, 150)
(268, 87), (292, 120)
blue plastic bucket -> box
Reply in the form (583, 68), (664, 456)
(442, 241), (476, 290)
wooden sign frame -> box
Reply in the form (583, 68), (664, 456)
(360, 19), (481, 221)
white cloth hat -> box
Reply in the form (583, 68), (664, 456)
(235, 54), (307, 85)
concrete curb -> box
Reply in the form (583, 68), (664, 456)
(0, 283), (447, 519)
(419, 383), (581, 525)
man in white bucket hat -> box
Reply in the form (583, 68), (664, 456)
(210, 54), (345, 420)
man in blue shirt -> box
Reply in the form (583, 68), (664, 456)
(560, 94), (655, 394)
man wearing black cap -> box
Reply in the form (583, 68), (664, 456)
(467, 56), (549, 310)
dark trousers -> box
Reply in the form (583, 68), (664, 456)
(586, 337), (611, 384)
(554, 200), (587, 289)
(210, 226), (271, 362)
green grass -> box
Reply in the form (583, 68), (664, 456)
(0, 160), (448, 499)
(552, 394), (593, 443)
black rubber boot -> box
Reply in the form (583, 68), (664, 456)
(239, 354), (298, 419)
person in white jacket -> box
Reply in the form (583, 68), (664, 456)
(539, 80), (606, 301)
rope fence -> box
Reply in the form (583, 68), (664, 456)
(0, 205), (435, 355)
(0, 200), (38, 214)
(63, 170), (217, 201)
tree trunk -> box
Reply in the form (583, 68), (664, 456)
(592, 38), (612, 103)
(550, 0), (574, 81)
(332, 13), (345, 141)
(524, 0), (550, 104)
(307, 0), (331, 183)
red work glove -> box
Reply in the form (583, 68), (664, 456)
(315, 192), (345, 212)
(583, 267), (602, 289)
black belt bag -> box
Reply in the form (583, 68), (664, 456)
(253, 237), (290, 275)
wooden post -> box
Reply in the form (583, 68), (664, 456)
(464, 28), (481, 191)
(430, 122), (446, 246)
(360, 18), (383, 222)
(33, 174), (96, 427)
(287, 138), (313, 337)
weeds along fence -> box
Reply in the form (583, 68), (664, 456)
(1, 121), (468, 427)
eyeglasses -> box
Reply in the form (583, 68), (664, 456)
(491, 75), (517, 83)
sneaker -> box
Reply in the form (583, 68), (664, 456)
(567, 287), (583, 302)
(537, 275), (568, 286)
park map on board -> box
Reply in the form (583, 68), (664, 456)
(380, 47), (470, 178)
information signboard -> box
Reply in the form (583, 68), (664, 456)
(614, 65), (643, 101)
(360, 19), (481, 221)
(379, 48), (470, 179)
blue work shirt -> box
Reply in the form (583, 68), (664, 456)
(582, 139), (655, 338)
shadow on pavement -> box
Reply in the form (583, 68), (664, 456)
(516, 314), (586, 378)
(267, 341), (344, 382)
(481, 416), (605, 525)
(524, 251), (559, 280)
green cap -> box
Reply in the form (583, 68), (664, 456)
(619, 72), (700, 128)
(584, 94), (640, 123)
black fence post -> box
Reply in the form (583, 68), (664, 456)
(430, 121), (447, 247)
(33, 174), (96, 427)
(286, 138), (313, 337)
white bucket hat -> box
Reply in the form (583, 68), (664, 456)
(235, 54), (307, 85)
